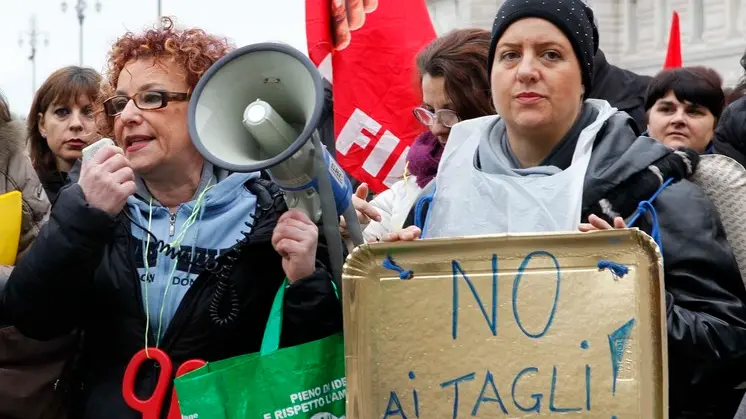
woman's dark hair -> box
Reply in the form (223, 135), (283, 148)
(27, 66), (101, 180)
(0, 92), (11, 123)
(644, 66), (725, 123)
(416, 28), (494, 120)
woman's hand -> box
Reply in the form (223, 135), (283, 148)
(578, 214), (627, 232)
(78, 145), (136, 216)
(272, 209), (319, 283)
(375, 226), (421, 243)
(331, 0), (378, 50)
(340, 183), (381, 235)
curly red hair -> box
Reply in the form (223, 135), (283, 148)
(97, 16), (233, 136)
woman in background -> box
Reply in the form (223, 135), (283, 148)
(27, 66), (101, 202)
(351, 28), (494, 241)
(644, 66), (724, 154)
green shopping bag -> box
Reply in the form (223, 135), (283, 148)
(174, 279), (346, 419)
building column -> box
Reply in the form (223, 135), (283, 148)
(654, 0), (667, 47)
(689, 0), (704, 43)
(726, 0), (742, 37)
(622, 0), (638, 54)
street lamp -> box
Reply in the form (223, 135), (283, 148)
(18, 14), (49, 95)
(61, 0), (103, 66)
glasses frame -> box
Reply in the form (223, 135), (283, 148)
(103, 90), (190, 116)
(412, 107), (460, 128)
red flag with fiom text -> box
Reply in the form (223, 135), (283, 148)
(305, 0), (437, 193)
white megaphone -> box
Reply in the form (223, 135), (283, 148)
(188, 43), (364, 281)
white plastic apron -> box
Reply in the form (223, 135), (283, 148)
(424, 100), (617, 238)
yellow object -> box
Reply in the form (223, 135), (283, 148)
(0, 190), (22, 265)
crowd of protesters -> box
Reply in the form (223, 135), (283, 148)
(3, 1), (746, 418)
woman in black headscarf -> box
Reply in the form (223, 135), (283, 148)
(391, 1), (746, 416)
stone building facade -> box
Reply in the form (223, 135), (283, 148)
(426, 0), (746, 86)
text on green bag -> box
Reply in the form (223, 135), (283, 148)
(263, 377), (347, 419)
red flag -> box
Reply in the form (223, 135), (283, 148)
(663, 11), (682, 69)
(305, 0), (334, 74)
(306, 0), (436, 193)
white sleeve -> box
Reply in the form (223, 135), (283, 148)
(363, 186), (397, 241)
(363, 178), (422, 240)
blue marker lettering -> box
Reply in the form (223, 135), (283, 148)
(383, 391), (407, 419)
(471, 370), (508, 416)
(512, 251), (561, 339)
(409, 371), (419, 418)
(511, 367), (542, 413)
(549, 366), (581, 412)
(440, 373), (476, 419)
(609, 318), (636, 396)
(586, 365), (591, 411)
(451, 255), (498, 340)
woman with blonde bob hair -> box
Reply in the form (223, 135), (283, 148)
(2, 17), (342, 417)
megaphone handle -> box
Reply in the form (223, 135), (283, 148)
(342, 204), (365, 247)
(311, 135), (345, 292)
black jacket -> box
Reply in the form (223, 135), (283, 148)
(713, 96), (746, 168)
(589, 50), (652, 135)
(0, 177), (343, 419)
(408, 111), (746, 418)
(39, 170), (70, 205)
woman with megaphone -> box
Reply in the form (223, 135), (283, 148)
(1, 17), (342, 419)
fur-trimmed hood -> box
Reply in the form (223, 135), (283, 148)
(0, 112), (49, 268)
(0, 115), (27, 163)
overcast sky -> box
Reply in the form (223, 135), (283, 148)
(0, 0), (308, 116)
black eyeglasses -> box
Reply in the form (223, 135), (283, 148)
(103, 90), (190, 116)
(412, 107), (460, 128)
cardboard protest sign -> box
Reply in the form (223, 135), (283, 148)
(342, 229), (668, 418)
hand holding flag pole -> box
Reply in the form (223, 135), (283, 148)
(331, 0), (378, 50)
(306, 0), (437, 193)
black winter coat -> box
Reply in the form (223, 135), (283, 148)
(0, 177), (343, 419)
(713, 96), (746, 168)
(588, 50), (652, 135)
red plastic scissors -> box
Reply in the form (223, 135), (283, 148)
(123, 348), (206, 419)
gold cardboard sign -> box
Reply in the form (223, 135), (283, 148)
(342, 229), (667, 418)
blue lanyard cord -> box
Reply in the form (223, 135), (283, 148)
(414, 192), (434, 231)
(626, 177), (674, 255)
(414, 183), (437, 239)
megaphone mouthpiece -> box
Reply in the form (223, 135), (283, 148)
(244, 100), (269, 124)
(189, 42), (324, 173)
(242, 100), (299, 159)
